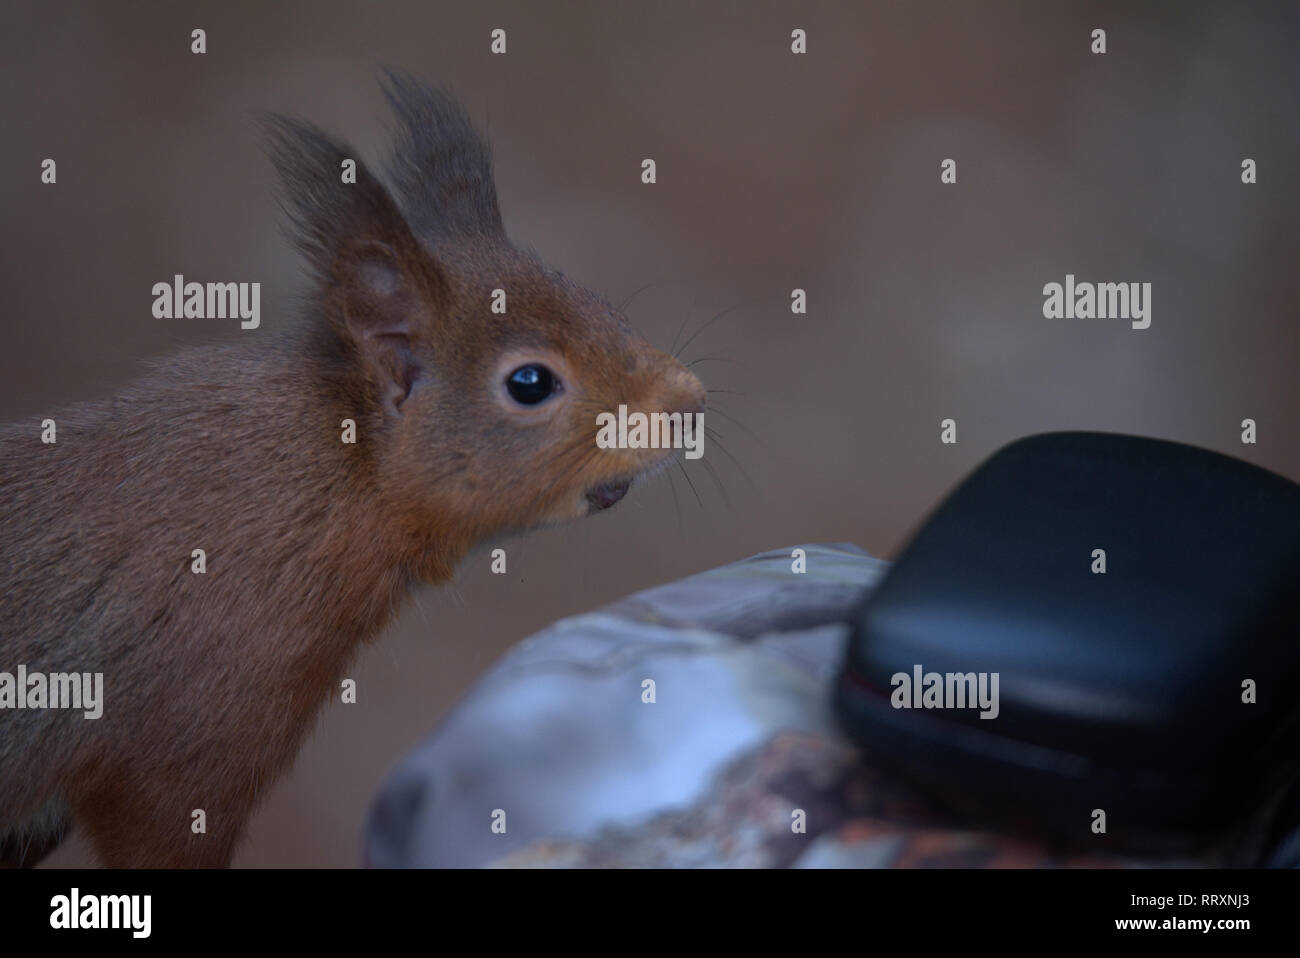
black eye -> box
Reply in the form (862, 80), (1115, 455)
(506, 364), (560, 405)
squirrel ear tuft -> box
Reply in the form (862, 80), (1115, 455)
(261, 113), (411, 276)
(380, 70), (504, 240)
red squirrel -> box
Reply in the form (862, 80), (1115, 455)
(0, 74), (706, 867)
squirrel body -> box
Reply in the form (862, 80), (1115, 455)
(0, 76), (704, 867)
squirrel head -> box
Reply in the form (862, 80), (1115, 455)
(264, 73), (706, 571)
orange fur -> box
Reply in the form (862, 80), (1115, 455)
(0, 75), (704, 867)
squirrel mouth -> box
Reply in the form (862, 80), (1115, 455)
(585, 478), (632, 512)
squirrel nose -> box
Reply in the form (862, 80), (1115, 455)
(664, 362), (707, 417)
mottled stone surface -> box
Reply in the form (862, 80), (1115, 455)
(364, 544), (1142, 867)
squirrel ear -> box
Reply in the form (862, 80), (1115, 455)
(262, 114), (436, 414)
(339, 241), (425, 414)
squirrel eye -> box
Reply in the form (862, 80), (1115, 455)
(505, 364), (560, 405)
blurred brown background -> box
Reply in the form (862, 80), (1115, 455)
(2, 0), (1295, 866)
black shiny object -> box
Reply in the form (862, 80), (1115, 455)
(506, 364), (557, 405)
(835, 431), (1300, 859)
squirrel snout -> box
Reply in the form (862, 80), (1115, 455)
(661, 362), (707, 418)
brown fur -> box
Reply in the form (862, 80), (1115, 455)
(0, 74), (704, 867)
